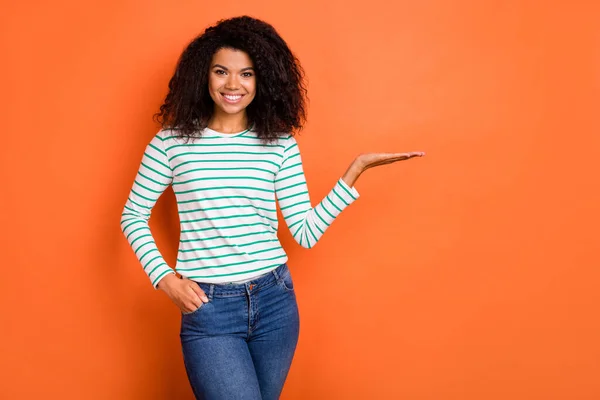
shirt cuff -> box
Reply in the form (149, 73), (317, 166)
(337, 178), (360, 200)
(152, 269), (176, 289)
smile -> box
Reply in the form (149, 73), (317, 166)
(221, 94), (244, 104)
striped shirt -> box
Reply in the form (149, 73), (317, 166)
(120, 127), (360, 288)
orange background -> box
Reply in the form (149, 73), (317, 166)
(1, 0), (599, 399)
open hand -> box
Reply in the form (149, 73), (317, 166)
(357, 152), (425, 170)
(342, 151), (425, 187)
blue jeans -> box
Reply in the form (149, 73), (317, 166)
(180, 263), (300, 400)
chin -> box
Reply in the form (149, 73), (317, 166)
(218, 101), (251, 115)
(217, 106), (245, 115)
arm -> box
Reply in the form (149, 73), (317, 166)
(119, 131), (176, 288)
(274, 136), (360, 249)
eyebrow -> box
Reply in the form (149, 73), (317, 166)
(212, 64), (254, 72)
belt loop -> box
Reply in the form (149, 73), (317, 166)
(208, 284), (215, 300)
(272, 267), (280, 282)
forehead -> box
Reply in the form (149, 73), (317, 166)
(211, 48), (254, 69)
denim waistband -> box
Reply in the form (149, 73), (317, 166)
(195, 263), (288, 299)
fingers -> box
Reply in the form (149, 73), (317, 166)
(188, 281), (209, 303)
(361, 152), (425, 171)
(182, 284), (205, 313)
(387, 152), (425, 162)
(371, 155), (414, 165)
(374, 152), (425, 163)
(185, 297), (203, 313)
(393, 151), (425, 159)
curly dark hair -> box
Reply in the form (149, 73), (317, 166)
(153, 16), (308, 143)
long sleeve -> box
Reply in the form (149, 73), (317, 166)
(274, 136), (359, 249)
(120, 131), (175, 288)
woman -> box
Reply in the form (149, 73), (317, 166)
(120, 15), (424, 400)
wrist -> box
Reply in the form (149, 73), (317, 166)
(157, 273), (178, 291)
(342, 160), (363, 187)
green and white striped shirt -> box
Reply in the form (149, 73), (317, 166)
(120, 127), (359, 288)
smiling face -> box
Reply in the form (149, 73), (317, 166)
(208, 47), (256, 119)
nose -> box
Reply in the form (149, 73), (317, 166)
(225, 74), (240, 90)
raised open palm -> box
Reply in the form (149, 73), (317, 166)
(357, 151), (425, 170)
(342, 151), (425, 187)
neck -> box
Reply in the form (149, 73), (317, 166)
(208, 108), (249, 134)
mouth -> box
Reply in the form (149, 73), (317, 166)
(221, 93), (244, 104)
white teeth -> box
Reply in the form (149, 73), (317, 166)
(224, 95), (242, 100)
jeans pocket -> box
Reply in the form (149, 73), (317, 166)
(279, 268), (295, 291)
(182, 302), (205, 316)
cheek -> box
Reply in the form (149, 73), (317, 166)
(208, 76), (218, 93)
(208, 77), (221, 102)
(246, 80), (257, 98)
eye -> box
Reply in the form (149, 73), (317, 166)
(242, 72), (254, 77)
(214, 69), (226, 75)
